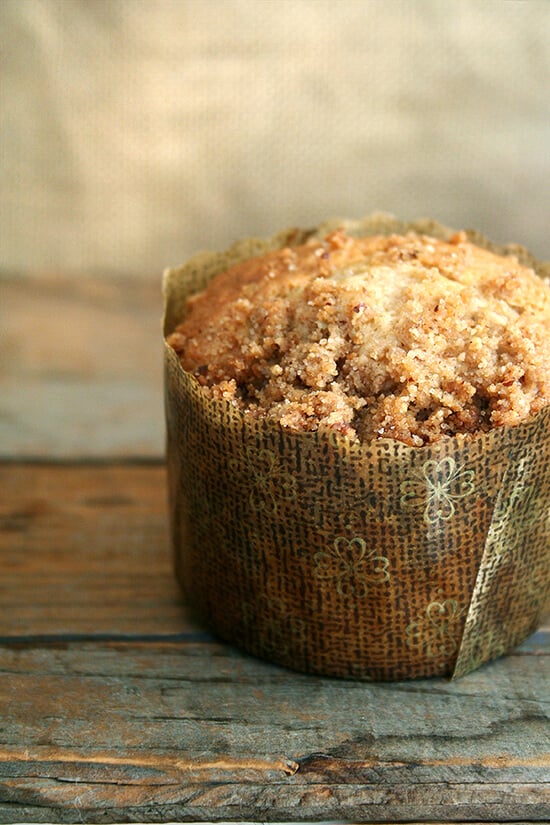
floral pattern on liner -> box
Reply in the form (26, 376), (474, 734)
(406, 599), (466, 660)
(231, 448), (297, 515)
(313, 536), (390, 598)
(400, 456), (476, 525)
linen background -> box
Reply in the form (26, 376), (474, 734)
(1, 0), (549, 276)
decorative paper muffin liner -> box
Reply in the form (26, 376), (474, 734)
(163, 214), (550, 680)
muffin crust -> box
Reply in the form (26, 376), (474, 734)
(167, 230), (550, 446)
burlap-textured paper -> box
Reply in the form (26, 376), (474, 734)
(163, 214), (550, 680)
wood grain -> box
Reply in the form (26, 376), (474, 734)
(0, 463), (549, 822)
(0, 272), (164, 459)
(0, 463), (191, 637)
(1, 640), (549, 822)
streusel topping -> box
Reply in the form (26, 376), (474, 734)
(167, 230), (550, 445)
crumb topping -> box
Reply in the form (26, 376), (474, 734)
(167, 230), (550, 446)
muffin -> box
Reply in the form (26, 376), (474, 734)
(167, 229), (550, 447)
(163, 214), (550, 680)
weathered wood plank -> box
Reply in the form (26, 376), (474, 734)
(0, 463), (192, 636)
(1, 641), (549, 756)
(0, 781), (548, 824)
(0, 639), (549, 822)
(0, 463), (548, 822)
(0, 272), (164, 458)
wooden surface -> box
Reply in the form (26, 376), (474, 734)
(1, 272), (549, 822)
(0, 272), (164, 459)
(1, 463), (549, 823)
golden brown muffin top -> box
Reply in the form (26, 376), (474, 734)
(167, 230), (550, 446)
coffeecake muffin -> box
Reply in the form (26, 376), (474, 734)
(167, 229), (550, 446)
(164, 215), (550, 680)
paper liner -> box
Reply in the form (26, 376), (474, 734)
(163, 214), (550, 680)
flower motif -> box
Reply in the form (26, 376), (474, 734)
(232, 448), (297, 515)
(314, 535), (390, 598)
(406, 599), (465, 659)
(400, 456), (475, 525)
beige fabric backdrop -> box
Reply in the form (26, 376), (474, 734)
(1, 0), (549, 275)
